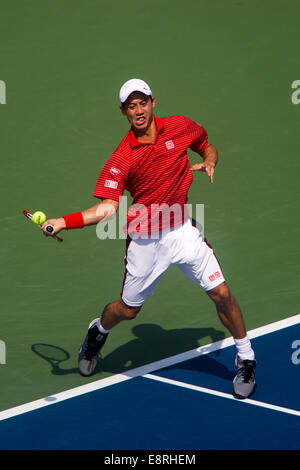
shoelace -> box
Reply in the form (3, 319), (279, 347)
(237, 360), (256, 384)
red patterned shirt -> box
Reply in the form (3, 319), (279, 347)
(94, 115), (208, 234)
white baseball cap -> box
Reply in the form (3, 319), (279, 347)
(119, 78), (152, 104)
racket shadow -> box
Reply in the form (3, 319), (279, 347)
(31, 343), (78, 375)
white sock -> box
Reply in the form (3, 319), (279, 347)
(96, 318), (111, 334)
(234, 335), (255, 360)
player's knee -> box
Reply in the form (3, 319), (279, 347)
(208, 282), (232, 307)
(122, 303), (142, 320)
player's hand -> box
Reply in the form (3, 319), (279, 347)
(190, 162), (215, 183)
(41, 217), (66, 237)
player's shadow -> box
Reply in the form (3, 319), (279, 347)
(31, 325), (234, 380)
(99, 324), (233, 380)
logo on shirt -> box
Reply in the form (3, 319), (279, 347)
(165, 140), (175, 150)
(110, 167), (121, 176)
(104, 179), (118, 189)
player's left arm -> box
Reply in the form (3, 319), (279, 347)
(190, 143), (218, 184)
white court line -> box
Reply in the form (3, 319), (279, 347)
(143, 374), (300, 417)
(0, 313), (299, 422)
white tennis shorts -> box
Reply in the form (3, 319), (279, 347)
(121, 218), (225, 307)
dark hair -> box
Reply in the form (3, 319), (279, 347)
(121, 94), (153, 109)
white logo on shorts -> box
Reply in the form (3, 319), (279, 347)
(165, 140), (175, 150)
(104, 179), (118, 189)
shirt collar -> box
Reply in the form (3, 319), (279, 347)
(129, 116), (164, 147)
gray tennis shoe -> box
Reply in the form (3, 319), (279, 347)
(232, 354), (256, 399)
(78, 318), (109, 376)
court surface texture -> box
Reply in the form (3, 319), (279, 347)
(1, 0), (299, 453)
(0, 315), (299, 450)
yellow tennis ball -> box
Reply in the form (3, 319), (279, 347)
(32, 211), (47, 225)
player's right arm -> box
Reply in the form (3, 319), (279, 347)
(41, 198), (119, 236)
(82, 199), (119, 226)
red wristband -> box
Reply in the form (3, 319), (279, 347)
(62, 212), (84, 229)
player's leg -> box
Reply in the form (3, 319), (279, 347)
(100, 299), (142, 330)
(206, 282), (256, 399)
(78, 300), (141, 377)
(175, 220), (256, 398)
(206, 282), (256, 375)
(206, 282), (247, 340)
(79, 236), (170, 377)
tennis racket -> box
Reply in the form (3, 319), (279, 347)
(23, 209), (63, 243)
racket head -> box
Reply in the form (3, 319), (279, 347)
(23, 209), (33, 220)
(23, 209), (63, 243)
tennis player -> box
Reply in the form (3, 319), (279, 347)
(42, 79), (256, 399)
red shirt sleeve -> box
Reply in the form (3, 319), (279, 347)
(183, 116), (208, 154)
(93, 152), (130, 202)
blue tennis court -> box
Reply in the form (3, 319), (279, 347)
(0, 316), (299, 450)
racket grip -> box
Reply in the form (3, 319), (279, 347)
(45, 224), (63, 243)
(45, 225), (54, 233)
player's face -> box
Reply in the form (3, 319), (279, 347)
(121, 94), (156, 133)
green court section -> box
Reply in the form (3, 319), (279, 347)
(0, 0), (299, 412)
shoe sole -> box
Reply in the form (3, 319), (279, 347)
(232, 383), (256, 400)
